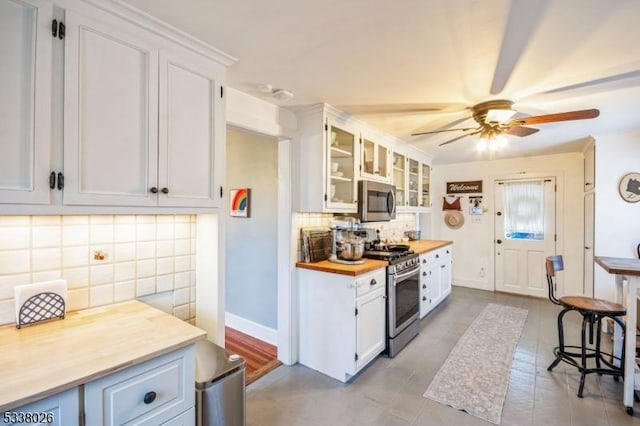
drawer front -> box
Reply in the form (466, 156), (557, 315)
(85, 345), (195, 426)
(355, 268), (386, 297)
(161, 407), (194, 426)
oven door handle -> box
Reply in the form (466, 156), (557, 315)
(392, 267), (420, 285)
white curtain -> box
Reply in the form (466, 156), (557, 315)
(503, 181), (544, 239)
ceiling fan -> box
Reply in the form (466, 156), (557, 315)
(410, 100), (600, 146)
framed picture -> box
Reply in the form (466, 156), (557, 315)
(618, 173), (640, 203)
(230, 188), (251, 217)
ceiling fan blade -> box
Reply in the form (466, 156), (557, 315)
(490, 0), (550, 95)
(438, 130), (482, 146)
(513, 109), (600, 126)
(411, 126), (479, 137)
(341, 103), (467, 116)
(505, 126), (539, 137)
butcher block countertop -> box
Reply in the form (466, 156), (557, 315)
(0, 300), (206, 412)
(296, 240), (453, 276)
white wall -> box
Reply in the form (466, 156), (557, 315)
(593, 128), (640, 300)
(431, 152), (584, 296)
(225, 129), (278, 337)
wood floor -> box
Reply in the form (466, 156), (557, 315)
(225, 327), (281, 385)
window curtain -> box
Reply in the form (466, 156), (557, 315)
(503, 181), (544, 238)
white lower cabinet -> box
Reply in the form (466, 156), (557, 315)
(419, 245), (452, 319)
(85, 345), (195, 426)
(4, 345), (195, 426)
(1, 388), (79, 426)
(299, 267), (386, 382)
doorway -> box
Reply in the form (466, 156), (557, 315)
(225, 128), (279, 352)
(494, 178), (556, 297)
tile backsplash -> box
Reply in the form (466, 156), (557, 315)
(295, 212), (418, 261)
(0, 215), (196, 326)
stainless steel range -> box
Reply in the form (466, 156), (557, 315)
(364, 246), (420, 357)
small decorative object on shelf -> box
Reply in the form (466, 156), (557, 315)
(618, 172), (640, 203)
(230, 188), (251, 217)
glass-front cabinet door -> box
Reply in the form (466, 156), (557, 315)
(392, 152), (406, 207)
(327, 120), (357, 210)
(421, 163), (430, 208)
(408, 158), (419, 207)
(360, 132), (390, 183)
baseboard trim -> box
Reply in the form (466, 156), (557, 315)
(453, 279), (493, 291)
(225, 312), (277, 346)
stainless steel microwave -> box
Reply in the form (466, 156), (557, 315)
(358, 180), (396, 222)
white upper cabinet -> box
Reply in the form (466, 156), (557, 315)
(0, 0), (52, 204)
(359, 129), (391, 183)
(158, 50), (224, 207)
(393, 148), (431, 211)
(63, 9), (159, 206)
(326, 117), (358, 211)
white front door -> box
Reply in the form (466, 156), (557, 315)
(495, 178), (556, 297)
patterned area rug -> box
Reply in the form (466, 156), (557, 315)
(424, 303), (528, 425)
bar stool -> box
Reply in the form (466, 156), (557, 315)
(545, 255), (626, 397)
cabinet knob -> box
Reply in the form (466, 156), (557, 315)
(143, 391), (157, 404)
(150, 187), (158, 194)
(422, 284), (426, 289)
(435, 254), (439, 259)
(446, 250), (450, 254)
(161, 187), (169, 194)
(370, 279), (376, 286)
(422, 272), (426, 276)
(422, 296), (427, 301)
(422, 259), (426, 263)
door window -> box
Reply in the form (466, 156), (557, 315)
(503, 181), (544, 240)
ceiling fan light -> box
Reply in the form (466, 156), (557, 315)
(486, 108), (516, 124)
(495, 134), (508, 148)
(476, 138), (488, 152)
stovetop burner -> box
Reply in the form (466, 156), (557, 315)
(363, 249), (416, 264)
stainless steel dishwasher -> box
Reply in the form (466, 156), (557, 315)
(195, 339), (246, 426)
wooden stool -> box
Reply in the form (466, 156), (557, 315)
(546, 255), (626, 397)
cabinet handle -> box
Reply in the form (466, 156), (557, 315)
(422, 296), (427, 301)
(422, 259), (426, 263)
(143, 391), (157, 404)
(49, 172), (56, 190)
(56, 172), (64, 190)
(446, 250), (450, 254)
(435, 254), (439, 259)
(150, 187), (158, 194)
(422, 271), (426, 276)
(441, 264), (446, 268)
(585, 182), (593, 187)
(370, 279), (376, 286)
(422, 284), (426, 289)
(161, 187), (169, 194)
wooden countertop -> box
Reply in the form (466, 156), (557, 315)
(408, 240), (453, 254)
(0, 300), (206, 412)
(296, 258), (388, 276)
(296, 240), (453, 276)
(595, 256), (640, 276)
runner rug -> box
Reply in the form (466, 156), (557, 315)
(423, 303), (528, 424)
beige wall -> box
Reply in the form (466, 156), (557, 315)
(431, 152), (584, 296)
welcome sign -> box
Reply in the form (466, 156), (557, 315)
(446, 180), (483, 194)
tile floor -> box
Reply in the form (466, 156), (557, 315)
(246, 286), (640, 425)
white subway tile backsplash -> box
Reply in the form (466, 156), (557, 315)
(157, 240), (174, 257)
(0, 274), (30, 299)
(137, 259), (156, 278)
(62, 216), (89, 225)
(0, 300), (14, 325)
(0, 216), (30, 226)
(173, 287), (189, 306)
(0, 227), (30, 250)
(90, 284), (114, 306)
(0, 250), (30, 275)
(114, 243), (136, 262)
(63, 246), (89, 268)
(114, 280), (135, 302)
(136, 241), (156, 259)
(156, 257), (174, 275)
(136, 224), (156, 241)
(0, 215), (196, 326)
(67, 288), (89, 311)
(90, 264), (114, 286)
(63, 267), (89, 289)
(156, 274), (173, 292)
(174, 239), (189, 256)
(114, 262), (135, 282)
(62, 225), (89, 246)
(114, 224), (136, 243)
(175, 255), (190, 273)
(136, 277), (156, 297)
(174, 272), (190, 289)
(32, 226), (61, 248)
